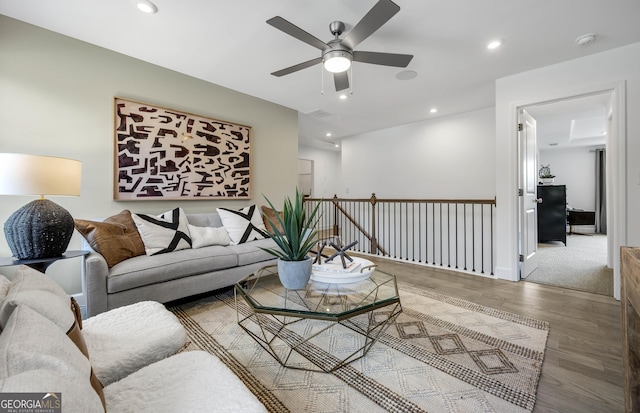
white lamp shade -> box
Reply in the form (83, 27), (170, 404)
(0, 153), (81, 197)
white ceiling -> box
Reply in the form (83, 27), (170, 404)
(525, 92), (610, 150)
(1, 0), (639, 150)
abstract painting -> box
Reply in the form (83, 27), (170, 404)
(114, 97), (252, 200)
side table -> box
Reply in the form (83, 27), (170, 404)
(0, 250), (90, 273)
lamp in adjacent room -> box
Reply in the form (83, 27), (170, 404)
(0, 153), (82, 260)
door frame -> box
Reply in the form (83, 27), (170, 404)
(513, 82), (625, 299)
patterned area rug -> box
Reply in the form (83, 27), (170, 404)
(170, 283), (549, 413)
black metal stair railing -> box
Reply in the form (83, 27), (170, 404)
(304, 194), (496, 276)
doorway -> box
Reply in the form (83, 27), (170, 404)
(298, 158), (313, 197)
(518, 91), (613, 296)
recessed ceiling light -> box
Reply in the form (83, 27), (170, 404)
(576, 33), (597, 46)
(429, 108), (437, 113)
(396, 70), (417, 81)
(132, 0), (158, 14)
(487, 40), (502, 50)
(334, 143), (340, 148)
(326, 132), (332, 137)
(339, 94), (348, 100)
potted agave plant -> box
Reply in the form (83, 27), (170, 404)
(261, 188), (322, 289)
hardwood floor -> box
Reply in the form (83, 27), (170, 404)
(366, 256), (624, 413)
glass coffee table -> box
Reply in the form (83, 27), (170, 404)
(234, 265), (402, 373)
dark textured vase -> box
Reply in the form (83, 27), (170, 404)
(4, 199), (74, 259)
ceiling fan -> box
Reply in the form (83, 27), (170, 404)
(267, 0), (413, 92)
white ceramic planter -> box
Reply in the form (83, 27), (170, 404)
(277, 257), (312, 289)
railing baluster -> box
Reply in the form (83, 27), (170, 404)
(491, 198), (494, 275)
(447, 203), (450, 268)
(464, 204), (467, 271)
(304, 195), (495, 276)
(418, 202), (422, 263)
(455, 203), (458, 270)
(481, 204), (485, 274)
(472, 204), (476, 272)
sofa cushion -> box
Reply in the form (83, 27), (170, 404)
(0, 305), (89, 379)
(0, 370), (104, 413)
(0, 266), (74, 332)
(227, 238), (280, 266)
(217, 205), (268, 245)
(133, 207), (192, 255)
(0, 266), (91, 359)
(0, 305), (105, 411)
(0, 274), (9, 302)
(188, 224), (230, 248)
(74, 210), (146, 267)
(83, 301), (187, 386)
(107, 246), (238, 294)
(104, 351), (266, 413)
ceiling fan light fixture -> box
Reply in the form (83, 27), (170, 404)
(323, 51), (352, 73)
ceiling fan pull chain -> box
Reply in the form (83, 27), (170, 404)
(320, 64), (325, 95)
(350, 66), (354, 95)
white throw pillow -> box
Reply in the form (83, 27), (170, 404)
(216, 205), (268, 245)
(187, 224), (231, 248)
(132, 207), (192, 255)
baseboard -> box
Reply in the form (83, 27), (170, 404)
(494, 266), (518, 281)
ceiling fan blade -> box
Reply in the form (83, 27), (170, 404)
(271, 57), (323, 77)
(267, 16), (329, 50)
(342, 0), (400, 49)
(334, 72), (349, 91)
(353, 51), (413, 67)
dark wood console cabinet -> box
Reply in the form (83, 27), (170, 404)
(537, 185), (566, 245)
(622, 247), (640, 412)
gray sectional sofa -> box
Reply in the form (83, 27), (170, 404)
(82, 212), (277, 317)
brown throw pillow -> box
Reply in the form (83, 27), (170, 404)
(74, 210), (145, 267)
(261, 205), (284, 234)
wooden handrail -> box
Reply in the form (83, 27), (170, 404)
(306, 193), (496, 205)
(304, 193), (497, 275)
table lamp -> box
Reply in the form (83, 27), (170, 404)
(0, 153), (82, 260)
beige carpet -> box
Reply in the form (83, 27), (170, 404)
(525, 234), (613, 295)
(170, 284), (549, 413)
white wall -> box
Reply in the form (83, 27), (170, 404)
(495, 41), (640, 299)
(339, 107), (496, 199)
(297, 146), (342, 198)
(0, 16), (298, 293)
(539, 147), (597, 211)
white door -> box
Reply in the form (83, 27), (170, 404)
(518, 109), (539, 278)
